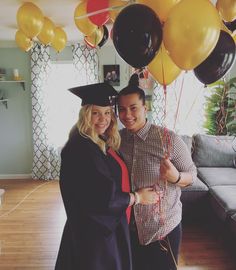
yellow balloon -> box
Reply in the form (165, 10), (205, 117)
(109, 0), (127, 22)
(216, 0), (236, 22)
(74, 2), (97, 36)
(17, 2), (44, 39)
(38, 17), (55, 45)
(220, 20), (232, 35)
(15, 30), (33, 52)
(148, 44), (181, 85)
(232, 32), (236, 44)
(84, 26), (104, 48)
(163, 0), (221, 70)
(137, 0), (181, 22)
(51, 27), (67, 53)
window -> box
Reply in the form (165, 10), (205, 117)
(45, 62), (81, 149)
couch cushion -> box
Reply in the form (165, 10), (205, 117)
(180, 135), (193, 153)
(192, 134), (236, 167)
(181, 177), (209, 203)
(228, 213), (236, 239)
(209, 185), (236, 221)
(197, 167), (236, 187)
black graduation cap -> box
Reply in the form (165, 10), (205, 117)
(69, 82), (118, 106)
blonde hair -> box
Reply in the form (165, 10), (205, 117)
(77, 105), (121, 153)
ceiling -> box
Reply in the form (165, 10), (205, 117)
(0, 0), (92, 44)
(0, 0), (218, 46)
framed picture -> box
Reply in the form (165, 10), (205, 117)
(103, 65), (120, 86)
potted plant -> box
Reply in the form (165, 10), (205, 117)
(204, 77), (236, 135)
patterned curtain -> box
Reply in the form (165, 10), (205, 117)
(152, 82), (165, 126)
(72, 43), (99, 84)
(30, 43), (99, 180)
(31, 44), (60, 180)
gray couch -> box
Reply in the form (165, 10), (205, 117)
(180, 134), (236, 240)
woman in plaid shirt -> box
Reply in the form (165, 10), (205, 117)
(118, 74), (197, 270)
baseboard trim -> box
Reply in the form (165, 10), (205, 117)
(0, 174), (32, 180)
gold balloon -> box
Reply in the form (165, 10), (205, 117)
(148, 44), (181, 85)
(163, 0), (221, 70)
(15, 30), (33, 52)
(216, 0), (236, 22)
(137, 0), (180, 22)
(109, 0), (127, 22)
(84, 26), (104, 48)
(232, 32), (236, 44)
(74, 2), (97, 36)
(38, 17), (55, 45)
(51, 27), (67, 53)
(17, 2), (44, 39)
(220, 20), (232, 35)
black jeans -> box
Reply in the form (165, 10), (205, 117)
(130, 223), (182, 270)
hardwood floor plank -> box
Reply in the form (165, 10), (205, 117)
(0, 179), (235, 270)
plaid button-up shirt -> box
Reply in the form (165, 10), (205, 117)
(120, 121), (197, 245)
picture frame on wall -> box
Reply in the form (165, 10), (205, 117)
(103, 65), (120, 86)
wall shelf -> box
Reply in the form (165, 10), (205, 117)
(0, 98), (8, 109)
(0, 80), (26, 90)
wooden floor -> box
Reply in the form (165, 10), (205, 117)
(0, 179), (235, 270)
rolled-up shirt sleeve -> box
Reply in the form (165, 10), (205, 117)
(171, 133), (197, 186)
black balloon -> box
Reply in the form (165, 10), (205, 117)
(112, 4), (163, 68)
(224, 19), (236, 33)
(194, 31), (236, 85)
(98, 25), (109, 48)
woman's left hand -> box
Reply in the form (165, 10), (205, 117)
(160, 157), (179, 184)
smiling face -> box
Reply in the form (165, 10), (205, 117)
(91, 105), (112, 135)
(118, 93), (147, 133)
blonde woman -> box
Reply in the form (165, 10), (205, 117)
(55, 83), (158, 270)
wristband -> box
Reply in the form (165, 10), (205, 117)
(173, 172), (181, 184)
(129, 193), (135, 206)
(134, 192), (140, 205)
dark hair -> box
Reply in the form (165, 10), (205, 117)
(118, 74), (146, 105)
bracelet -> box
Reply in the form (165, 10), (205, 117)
(129, 193), (135, 206)
(134, 192), (140, 205)
(173, 172), (181, 184)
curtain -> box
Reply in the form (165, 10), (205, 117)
(30, 43), (98, 180)
(72, 43), (99, 84)
(152, 82), (165, 126)
(31, 44), (60, 180)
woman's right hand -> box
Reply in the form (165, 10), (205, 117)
(136, 187), (160, 205)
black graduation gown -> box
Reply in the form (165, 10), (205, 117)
(55, 130), (132, 270)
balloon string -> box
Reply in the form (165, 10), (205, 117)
(160, 45), (166, 87)
(183, 84), (204, 123)
(74, 3), (131, 20)
(173, 74), (185, 131)
(0, 182), (50, 219)
(96, 29), (98, 45)
(160, 45), (167, 124)
(163, 127), (172, 158)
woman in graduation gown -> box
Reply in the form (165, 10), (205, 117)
(55, 82), (158, 270)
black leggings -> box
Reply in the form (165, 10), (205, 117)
(130, 223), (182, 270)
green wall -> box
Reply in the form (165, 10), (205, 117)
(0, 48), (32, 175)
